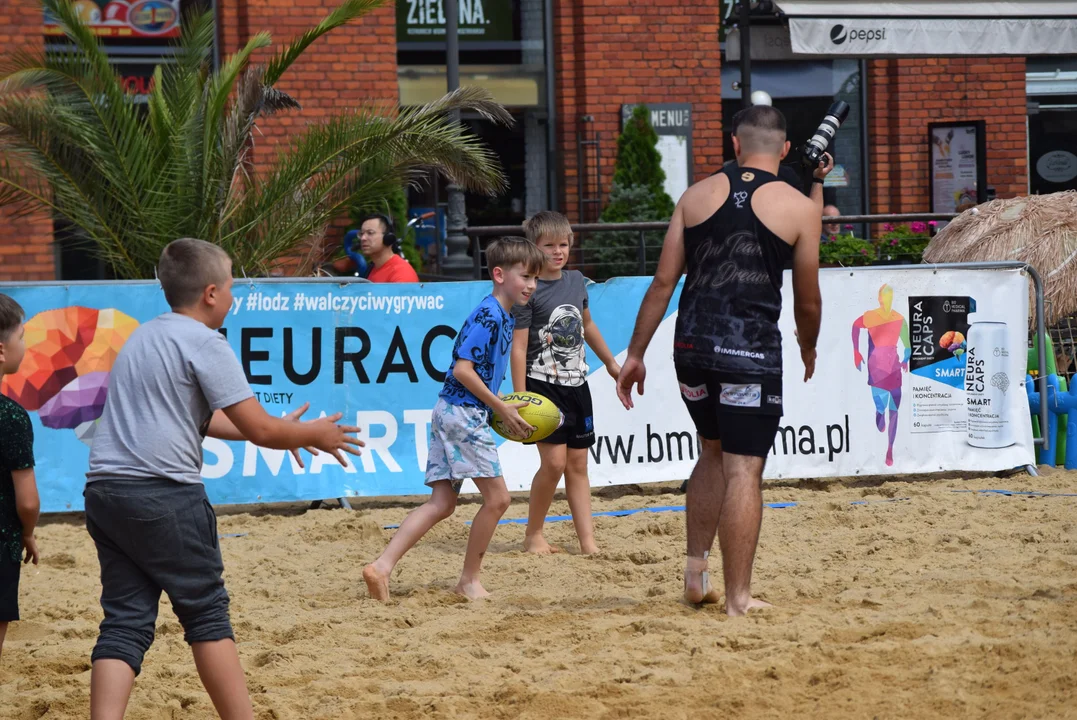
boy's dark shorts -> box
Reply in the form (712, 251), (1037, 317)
(84, 478), (233, 676)
(675, 365), (783, 458)
(0, 560), (20, 622)
(524, 377), (595, 449)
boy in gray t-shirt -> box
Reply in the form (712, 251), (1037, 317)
(84, 238), (363, 718)
(511, 212), (621, 555)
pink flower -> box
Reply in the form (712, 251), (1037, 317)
(844, 224), (854, 230)
(860, 248), (869, 255)
(882, 223), (894, 232)
(891, 239), (898, 246)
(910, 221), (928, 233)
(928, 221), (938, 227)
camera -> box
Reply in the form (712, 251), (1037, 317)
(799, 101), (850, 169)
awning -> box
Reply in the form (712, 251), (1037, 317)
(771, 1), (1077, 56)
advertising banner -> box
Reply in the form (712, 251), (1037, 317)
(1, 268), (1034, 513)
(44, 0), (181, 38)
(787, 18), (1077, 57)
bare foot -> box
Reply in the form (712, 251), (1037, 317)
(523, 535), (561, 555)
(453, 580), (491, 600)
(579, 540), (600, 555)
(683, 567), (721, 605)
(725, 597), (773, 617)
(363, 563), (390, 602)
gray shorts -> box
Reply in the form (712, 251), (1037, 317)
(425, 398), (503, 492)
(84, 478), (233, 676)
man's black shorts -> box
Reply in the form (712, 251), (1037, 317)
(675, 365), (783, 458)
(0, 559), (20, 622)
(524, 377), (596, 448)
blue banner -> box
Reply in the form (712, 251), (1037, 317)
(0, 278), (668, 512)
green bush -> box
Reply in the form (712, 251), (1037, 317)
(873, 221), (933, 263)
(593, 105), (674, 279)
(819, 234), (875, 266)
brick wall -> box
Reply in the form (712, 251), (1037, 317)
(217, 0), (398, 169)
(217, 0), (398, 271)
(0, 0), (55, 281)
(554, 0), (724, 222)
(867, 57), (1028, 214)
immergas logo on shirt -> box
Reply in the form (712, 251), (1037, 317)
(830, 23), (887, 45)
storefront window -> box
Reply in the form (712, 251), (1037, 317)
(398, 0), (550, 250)
(721, 59), (867, 223)
(1027, 56), (1077, 195)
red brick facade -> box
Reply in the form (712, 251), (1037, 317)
(0, 0), (54, 281)
(216, 0), (398, 168)
(867, 57), (1028, 214)
(0, 2), (1036, 279)
(553, 0), (725, 222)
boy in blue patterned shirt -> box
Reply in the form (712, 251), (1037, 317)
(0, 294), (40, 660)
(364, 238), (546, 602)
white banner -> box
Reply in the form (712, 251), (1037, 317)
(788, 18), (1077, 56)
(496, 267), (1035, 491)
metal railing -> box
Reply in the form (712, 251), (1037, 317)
(461, 213), (960, 281)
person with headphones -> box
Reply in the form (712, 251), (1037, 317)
(358, 213), (420, 283)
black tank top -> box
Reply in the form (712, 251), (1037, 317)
(674, 165), (794, 376)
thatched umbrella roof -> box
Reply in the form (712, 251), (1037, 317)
(922, 191), (1077, 326)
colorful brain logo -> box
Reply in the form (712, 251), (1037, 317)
(939, 330), (967, 357)
(0, 307), (139, 445)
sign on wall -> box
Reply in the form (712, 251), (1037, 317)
(620, 103), (694, 205)
(929, 120), (987, 215)
(396, 0), (514, 42)
(44, 0), (181, 38)
(0, 267), (1034, 513)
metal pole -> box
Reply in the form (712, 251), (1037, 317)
(441, 0), (472, 277)
(544, 0), (558, 212)
(637, 230), (646, 275)
(739, 0), (751, 109)
(1027, 263), (1050, 452)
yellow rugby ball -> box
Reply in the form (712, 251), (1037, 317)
(491, 392), (564, 443)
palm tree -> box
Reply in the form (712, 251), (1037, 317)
(0, 0), (510, 278)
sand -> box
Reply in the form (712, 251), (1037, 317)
(2, 468), (1076, 719)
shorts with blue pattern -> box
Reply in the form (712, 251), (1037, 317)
(425, 398), (503, 492)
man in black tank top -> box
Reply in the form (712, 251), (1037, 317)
(616, 106), (823, 616)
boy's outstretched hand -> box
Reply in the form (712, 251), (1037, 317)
(283, 402), (320, 468)
(309, 412), (364, 466)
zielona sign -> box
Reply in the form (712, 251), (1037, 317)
(397, 0), (514, 42)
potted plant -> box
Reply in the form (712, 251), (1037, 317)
(820, 225), (875, 267)
(873, 221), (936, 265)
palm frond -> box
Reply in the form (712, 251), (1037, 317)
(220, 87), (510, 273)
(0, 0), (511, 281)
(262, 0), (386, 86)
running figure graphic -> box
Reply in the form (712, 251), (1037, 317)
(851, 284), (910, 467)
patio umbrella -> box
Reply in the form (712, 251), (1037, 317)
(922, 191), (1077, 327)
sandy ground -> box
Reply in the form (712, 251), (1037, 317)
(2, 468), (1076, 720)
